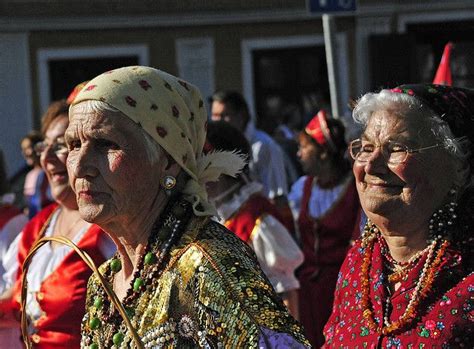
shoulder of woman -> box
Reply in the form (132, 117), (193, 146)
(171, 220), (258, 275)
(169, 222), (308, 346)
(288, 176), (309, 201)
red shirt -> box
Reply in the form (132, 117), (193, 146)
(224, 193), (292, 242)
(323, 239), (474, 348)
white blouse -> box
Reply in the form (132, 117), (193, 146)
(215, 182), (304, 293)
(0, 213), (28, 294)
(288, 175), (349, 220)
(3, 209), (116, 324)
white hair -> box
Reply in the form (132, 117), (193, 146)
(353, 89), (473, 189)
(70, 100), (163, 165)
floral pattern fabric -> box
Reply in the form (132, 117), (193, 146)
(390, 84), (474, 142)
(323, 239), (474, 348)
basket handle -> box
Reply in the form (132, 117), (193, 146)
(20, 236), (144, 349)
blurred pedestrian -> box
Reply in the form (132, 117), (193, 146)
(0, 148), (28, 348)
(20, 131), (52, 218)
(206, 121), (303, 319)
(288, 110), (362, 347)
(211, 91), (289, 202)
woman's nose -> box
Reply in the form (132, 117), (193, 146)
(42, 146), (56, 162)
(68, 147), (99, 178)
(363, 148), (388, 174)
(297, 149), (302, 158)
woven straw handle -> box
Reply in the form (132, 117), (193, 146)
(20, 236), (144, 349)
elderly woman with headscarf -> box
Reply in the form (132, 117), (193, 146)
(323, 84), (474, 347)
(65, 66), (309, 348)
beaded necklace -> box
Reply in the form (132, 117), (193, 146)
(378, 235), (433, 283)
(360, 221), (449, 336)
(82, 198), (193, 348)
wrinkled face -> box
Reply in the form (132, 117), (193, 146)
(40, 115), (75, 206)
(65, 103), (164, 227)
(21, 138), (39, 166)
(297, 136), (324, 176)
(211, 101), (245, 132)
(353, 108), (457, 232)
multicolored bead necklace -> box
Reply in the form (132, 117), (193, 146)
(360, 220), (449, 336)
(379, 235), (434, 283)
(82, 198), (192, 348)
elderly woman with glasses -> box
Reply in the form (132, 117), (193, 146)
(0, 99), (115, 348)
(65, 66), (309, 348)
(323, 84), (474, 347)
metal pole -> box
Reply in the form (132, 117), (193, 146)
(322, 13), (341, 118)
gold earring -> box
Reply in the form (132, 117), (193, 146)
(161, 175), (177, 195)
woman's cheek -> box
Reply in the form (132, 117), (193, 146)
(109, 152), (124, 173)
(66, 154), (77, 177)
(352, 162), (365, 182)
(391, 158), (422, 184)
(109, 152), (137, 178)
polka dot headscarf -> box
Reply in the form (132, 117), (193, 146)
(71, 66), (245, 216)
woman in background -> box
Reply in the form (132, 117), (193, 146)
(20, 131), (52, 218)
(0, 99), (114, 348)
(288, 110), (362, 347)
(0, 149), (28, 347)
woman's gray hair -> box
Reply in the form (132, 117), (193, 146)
(353, 89), (473, 189)
(70, 100), (162, 165)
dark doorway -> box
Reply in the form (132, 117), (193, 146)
(369, 20), (474, 90)
(252, 46), (330, 135)
(48, 56), (139, 101)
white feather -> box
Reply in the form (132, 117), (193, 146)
(196, 150), (247, 183)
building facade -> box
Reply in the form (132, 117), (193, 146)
(1, 0), (473, 176)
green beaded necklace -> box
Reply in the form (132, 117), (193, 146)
(82, 198), (192, 348)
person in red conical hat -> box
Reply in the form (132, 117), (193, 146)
(288, 110), (362, 347)
(433, 42), (453, 86)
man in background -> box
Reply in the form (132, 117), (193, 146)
(211, 91), (289, 202)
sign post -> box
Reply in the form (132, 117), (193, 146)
(307, 0), (356, 118)
(322, 14), (341, 118)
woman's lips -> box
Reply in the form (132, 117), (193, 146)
(50, 171), (68, 183)
(78, 190), (94, 200)
(365, 181), (403, 192)
(78, 189), (106, 201)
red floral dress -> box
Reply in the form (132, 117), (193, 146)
(323, 239), (474, 348)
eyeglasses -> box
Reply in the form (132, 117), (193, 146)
(348, 139), (441, 165)
(34, 137), (68, 156)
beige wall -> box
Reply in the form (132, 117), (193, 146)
(28, 16), (356, 122)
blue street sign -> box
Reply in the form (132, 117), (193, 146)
(307, 0), (356, 13)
